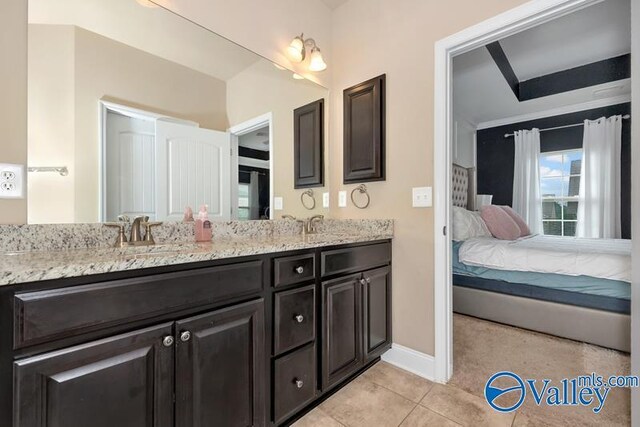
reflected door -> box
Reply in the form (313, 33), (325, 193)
(156, 121), (232, 221)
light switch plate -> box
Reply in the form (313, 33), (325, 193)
(412, 186), (432, 208)
(323, 192), (330, 208)
(338, 191), (347, 208)
(274, 196), (283, 210)
(0, 163), (25, 199)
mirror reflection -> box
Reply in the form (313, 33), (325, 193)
(27, 0), (328, 224)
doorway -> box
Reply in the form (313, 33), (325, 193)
(229, 113), (274, 220)
(433, 0), (636, 401)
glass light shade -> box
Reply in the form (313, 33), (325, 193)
(287, 37), (305, 62)
(136, 0), (158, 7)
(308, 48), (327, 71)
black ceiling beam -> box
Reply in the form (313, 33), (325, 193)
(518, 54), (630, 101)
(485, 41), (520, 99)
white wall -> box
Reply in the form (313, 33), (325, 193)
(153, 0), (332, 87)
(453, 117), (476, 168)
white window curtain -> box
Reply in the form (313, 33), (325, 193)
(513, 129), (543, 234)
(576, 115), (622, 238)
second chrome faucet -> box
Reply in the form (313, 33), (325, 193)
(282, 214), (324, 234)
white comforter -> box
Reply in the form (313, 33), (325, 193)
(458, 235), (632, 282)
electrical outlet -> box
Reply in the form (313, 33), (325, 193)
(323, 192), (330, 208)
(274, 197), (283, 210)
(0, 163), (24, 199)
(412, 186), (432, 208)
(338, 191), (347, 208)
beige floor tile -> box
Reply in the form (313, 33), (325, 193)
(512, 412), (573, 427)
(360, 361), (434, 402)
(320, 377), (416, 427)
(420, 383), (514, 427)
(399, 405), (461, 427)
(293, 407), (345, 427)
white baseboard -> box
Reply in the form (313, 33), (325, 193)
(381, 343), (436, 382)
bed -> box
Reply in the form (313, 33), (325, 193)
(451, 164), (631, 352)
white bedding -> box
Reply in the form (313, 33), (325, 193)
(458, 235), (632, 282)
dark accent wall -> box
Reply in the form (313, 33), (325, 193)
(476, 102), (631, 239)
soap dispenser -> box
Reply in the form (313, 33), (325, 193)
(195, 204), (212, 242)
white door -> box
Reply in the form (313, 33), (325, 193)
(105, 112), (156, 221)
(156, 120), (232, 221)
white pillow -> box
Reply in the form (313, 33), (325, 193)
(452, 206), (491, 241)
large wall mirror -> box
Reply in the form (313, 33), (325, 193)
(27, 0), (329, 224)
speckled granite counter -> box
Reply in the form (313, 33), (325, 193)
(0, 220), (393, 286)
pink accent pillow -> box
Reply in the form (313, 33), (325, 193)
(480, 206), (521, 240)
(500, 206), (531, 237)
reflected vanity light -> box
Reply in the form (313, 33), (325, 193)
(287, 34), (327, 72)
(135, 0), (159, 7)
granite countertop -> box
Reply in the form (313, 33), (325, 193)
(0, 232), (392, 286)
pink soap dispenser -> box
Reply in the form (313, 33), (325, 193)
(195, 204), (212, 242)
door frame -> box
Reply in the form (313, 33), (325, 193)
(98, 100), (197, 221)
(433, 0), (622, 384)
(228, 113), (274, 220)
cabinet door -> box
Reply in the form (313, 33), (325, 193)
(294, 99), (324, 188)
(14, 323), (174, 427)
(343, 74), (385, 183)
(362, 266), (392, 362)
(321, 274), (362, 390)
(176, 299), (266, 427)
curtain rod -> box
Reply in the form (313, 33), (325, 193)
(503, 114), (631, 138)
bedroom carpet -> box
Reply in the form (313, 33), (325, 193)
(450, 314), (631, 426)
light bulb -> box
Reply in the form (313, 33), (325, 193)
(287, 36), (305, 62)
(308, 47), (327, 72)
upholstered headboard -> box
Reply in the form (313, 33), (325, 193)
(452, 163), (477, 211)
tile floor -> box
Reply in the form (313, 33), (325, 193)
(293, 314), (631, 427)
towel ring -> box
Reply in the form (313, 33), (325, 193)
(301, 189), (316, 210)
(350, 184), (370, 209)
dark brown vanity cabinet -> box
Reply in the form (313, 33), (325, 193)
(6, 241), (391, 427)
(321, 244), (392, 391)
(14, 323), (175, 427)
(343, 74), (386, 184)
(176, 300), (265, 427)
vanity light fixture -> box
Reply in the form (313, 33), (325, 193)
(287, 34), (327, 72)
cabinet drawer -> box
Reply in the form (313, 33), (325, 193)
(273, 343), (317, 424)
(274, 253), (315, 287)
(321, 242), (390, 277)
(14, 260), (265, 349)
(274, 284), (316, 355)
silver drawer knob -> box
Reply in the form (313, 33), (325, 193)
(294, 314), (304, 323)
(360, 278), (366, 285)
(180, 331), (191, 342)
(162, 336), (174, 347)
(295, 379), (304, 389)
(295, 266), (304, 274)
(366, 277), (371, 283)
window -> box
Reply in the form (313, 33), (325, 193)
(238, 184), (251, 220)
(539, 149), (582, 237)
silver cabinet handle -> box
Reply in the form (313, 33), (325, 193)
(366, 277), (371, 283)
(180, 331), (191, 342)
(295, 266), (304, 274)
(360, 278), (366, 285)
(162, 336), (174, 347)
(294, 314), (304, 323)
(295, 379), (304, 389)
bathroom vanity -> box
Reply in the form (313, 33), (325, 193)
(0, 233), (392, 426)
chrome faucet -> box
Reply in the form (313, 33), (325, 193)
(130, 216), (148, 243)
